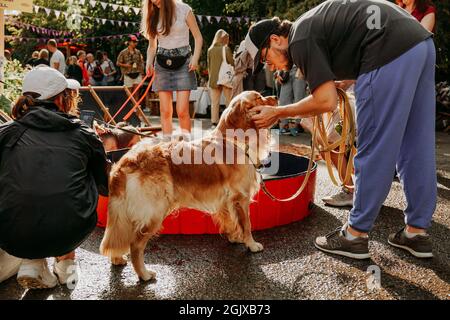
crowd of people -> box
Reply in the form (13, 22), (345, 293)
(0, 0), (440, 291)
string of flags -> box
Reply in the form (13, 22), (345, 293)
(31, 4), (251, 28)
(67, 0), (252, 24)
(5, 19), (74, 38)
(4, 32), (143, 44)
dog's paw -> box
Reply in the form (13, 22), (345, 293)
(139, 269), (156, 282)
(111, 256), (128, 266)
(247, 242), (264, 253)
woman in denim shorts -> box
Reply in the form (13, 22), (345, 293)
(142, 0), (203, 141)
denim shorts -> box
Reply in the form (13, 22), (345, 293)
(153, 48), (197, 92)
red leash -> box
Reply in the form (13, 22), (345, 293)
(108, 73), (150, 124)
(122, 73), (156, 121)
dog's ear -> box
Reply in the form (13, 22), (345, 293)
(223, 100), (243, 129)
(263, 96), (278, 106)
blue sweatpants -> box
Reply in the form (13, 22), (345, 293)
(349, 38), (437, 233)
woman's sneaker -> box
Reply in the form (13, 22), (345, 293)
(322, 188), (354, 207)
(388, 228), (433, 258)
(17, 259), (58, 289)
(315, 226), (370, 259)
(54, 259), (78, 285)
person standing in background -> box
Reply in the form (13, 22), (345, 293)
(66, 56), (83, 86)
(47, 39), (66, 74)
(33, 49), (50, 67)
(117, 36), (145, 95)
(77, 51), (90, 86)
(25, 51), (39, 68)
(400, 0), (436, 32)
(277, 65), (306, 136)
(101, 52), (117, 86)
(231, 40), (254, 98)
(207, 29), (234, 128)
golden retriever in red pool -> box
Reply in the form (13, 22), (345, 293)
(100, 91), (277, 281)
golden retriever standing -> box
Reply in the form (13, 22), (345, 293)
(100, 91), (277, 281)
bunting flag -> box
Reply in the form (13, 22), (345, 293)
(5, 19), (75, 37)
(4, 32), (143, 44)
(31, 1), (253, 25)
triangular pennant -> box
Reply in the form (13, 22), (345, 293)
(89, 0), (97, 8)
(112, 4), (119, 11)
(44, 8), (52, 16)
(79, 0), (86, 5)
(122, 5), (130, 14)
(117, 21), (122, 27)
(245, 17), (250, 24)
(227, 17), (233, 24)
(102, 18), (107, 25)
(100, 2), (107, 10)
(63, 12), (69, 19)
(33, 5), (39, 14)
(109, 20), (115, 26)
(54, 10), (61, 19)
(132, 7), (140, 15)
(236, 17), (241, 24)
(215, 16), (221, 23)
(125, 21), (129, 27)
(206, 16), (211, 23)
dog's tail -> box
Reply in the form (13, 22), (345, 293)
(100, 168), (135, 258)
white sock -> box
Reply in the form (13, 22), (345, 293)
(343, 228), (358, 240)
(404, 228), (426, 239)
(162, 134), (172, 142)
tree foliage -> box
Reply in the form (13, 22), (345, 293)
(5, 0), (449, 80)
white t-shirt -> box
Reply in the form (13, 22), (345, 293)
(50, 49), (66, 74)
(157, 1), (191, 49)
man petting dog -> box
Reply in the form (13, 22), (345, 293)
(246, 0), (436, 259)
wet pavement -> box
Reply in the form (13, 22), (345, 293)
(0, 126), (449, 300)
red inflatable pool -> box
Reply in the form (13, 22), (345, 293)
(97, 152), (317, 233)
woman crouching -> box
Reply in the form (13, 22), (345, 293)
(0, 66), (109, 289)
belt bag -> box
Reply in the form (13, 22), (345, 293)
(127, 72), (140, 79)
(156, 54), (188, 70)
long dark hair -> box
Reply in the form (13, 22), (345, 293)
(141, 0), (176, 39)
(415, 0), (433, 14)
(12, 91), (77, 120)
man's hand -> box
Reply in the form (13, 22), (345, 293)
(251, 106), (280, 129)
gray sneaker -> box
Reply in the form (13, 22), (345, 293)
(315, 227), (370, 259)
(388, 228), (433, 258)
(322, 189), (353, 207)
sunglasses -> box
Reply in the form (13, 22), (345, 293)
(261, 42), (271, 65)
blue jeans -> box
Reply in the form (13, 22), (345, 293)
(279, 67), (306, 127)
(349, 38), (436, 232)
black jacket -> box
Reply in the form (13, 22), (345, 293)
(0, 104), (109, 259)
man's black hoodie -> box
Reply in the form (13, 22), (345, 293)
(0, 104), (108, 259)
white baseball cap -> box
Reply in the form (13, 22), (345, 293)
(22, 65), (81, 100)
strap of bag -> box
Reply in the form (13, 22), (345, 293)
(222, 46), (228, 65)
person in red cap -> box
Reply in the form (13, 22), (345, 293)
(117, 35), (145, 96)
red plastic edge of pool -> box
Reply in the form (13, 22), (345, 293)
(96, 170), (316, 234)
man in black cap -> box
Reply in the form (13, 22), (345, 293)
(246, 0), (436, 260)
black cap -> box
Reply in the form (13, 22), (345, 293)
(244, 19), (279, 73)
